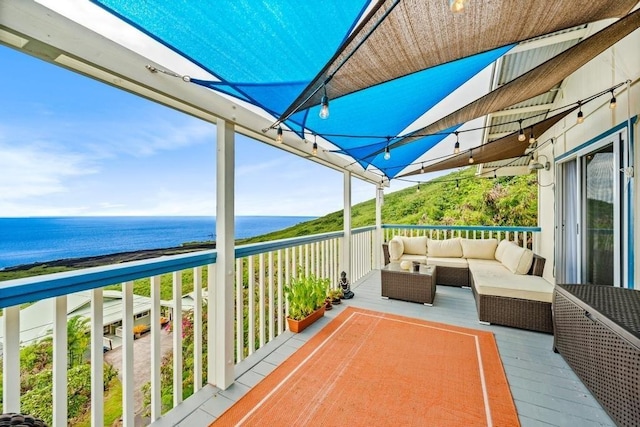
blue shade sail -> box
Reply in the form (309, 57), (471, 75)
(300, 46), (513, 175)
(92, 0), (371, 115)
(92, 0), (512, 178)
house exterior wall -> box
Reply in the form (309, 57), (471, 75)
(535, 20), (640, 286)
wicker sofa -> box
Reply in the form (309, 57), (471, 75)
(382, 237), (554, 333)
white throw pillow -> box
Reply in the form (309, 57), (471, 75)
(494, 239), (511, 262)
(461, 238), (498, 260)
(388, 237), (404, 261)
(501, 244), (534, 274)
(427, 238), (463, 258)
(400, 236), (428, 255)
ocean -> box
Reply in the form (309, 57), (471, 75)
(0, 216), (315, 269)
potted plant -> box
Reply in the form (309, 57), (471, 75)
(285, 272), (330, 333)
(328, 288), (343, 304)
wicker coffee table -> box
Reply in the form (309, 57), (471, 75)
(381, 263), (437, 305)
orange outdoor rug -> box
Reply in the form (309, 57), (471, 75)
(211, 307), (519, 426)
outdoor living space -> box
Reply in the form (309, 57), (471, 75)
(152, 271), (615, 427)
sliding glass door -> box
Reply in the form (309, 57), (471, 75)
(557, 128), (630, 287)
(583, 144), (616, 285)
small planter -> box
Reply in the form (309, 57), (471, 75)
(287, 305), (325, 333)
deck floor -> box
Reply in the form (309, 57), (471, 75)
(150, 271), (615, 427)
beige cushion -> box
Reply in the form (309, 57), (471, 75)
(494, 239), (511, 262)
(397, 254), (428, 263)
(427, 238), (463, 258)
(470, 263), (554, 303)
(400, 236), (428, 255)
(467, 258), (503, 268)
(461, 238), (498, 260)
(427, 257), (468, 269)
(501, 244), (534, 274)
(388, 237), (404, 261)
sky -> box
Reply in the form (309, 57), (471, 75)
(0, 44), (415, 218)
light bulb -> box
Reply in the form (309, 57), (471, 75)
(577, 109), (584, 124)
(529, 129), (536, 144)
(421, 163), (425, 174)
(449, 0), (467, 13)
(468, 150), (474, 164)
(384, 146), (391, 160)
(276, 126), (283, 143)
(454, 141), (460, 154)
(610, 93), (617, 109)
(416, 185), (420, 193)
(456, 180), (460, 191)
(312, 142), (318, 156)
(518, 128), (526, 142)
(319, 90), (329, 119)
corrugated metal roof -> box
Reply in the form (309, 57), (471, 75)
(483, 26), (588, 150)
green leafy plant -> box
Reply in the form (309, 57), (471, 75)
(327, 288), (343, 300)
(284, 272), (330, 321)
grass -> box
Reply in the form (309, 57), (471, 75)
(74, 376), (122, 427)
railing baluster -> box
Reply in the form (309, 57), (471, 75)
(305, 244), (310, 277)
(236, 258), (244, 362)
(268, 251), (275, 341)
(277, 249), (284, 335)
(247, 255), (255, 356)
(193, 267), (203, 392)
(122, 281), (135, 426)
(150, 276), (161, 421)
(172, 272), (183, 407)
(2, 305), (20, 412)
(285, 248), (291, 328)
(258, 253), (265, 348)
(53, 296), (67, 427)
(91, 288), (104, 426)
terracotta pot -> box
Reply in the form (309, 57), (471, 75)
(287, 305), (326, 333)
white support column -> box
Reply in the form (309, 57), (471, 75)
(150, 275), (161, 422)
(122, 281), (134, 427)
(342, 171), (352, 277)
(215, 118), (235, 390)
(91, 289), (104, 427)
(2, 305), (20, 412)
(53, 296), (68, 427)
(375, 185), (384, 268)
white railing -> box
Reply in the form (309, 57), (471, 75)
(0, 227), (377, 426)
(3, 224), (538, 425)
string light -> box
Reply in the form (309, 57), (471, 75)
(416, 184), (420, 193)
(421, 163), (425, 174)
(609, 90), (617, 109)
(456, 179), (460, 190)
(577, 102), (584, 124)
(449, 0), (468, 13)
(312, 134), (318, 156)
(529, 127), (536, 144)
(518, 119), (526, 142)
(276, 126), (283, 143)
(384, 138), (391, 160)
(454, 131), (460, 154)
(468, 149), (474, 164)
(319, 85), (330, 119)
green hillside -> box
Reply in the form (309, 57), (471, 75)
(240, 167), (538, 244)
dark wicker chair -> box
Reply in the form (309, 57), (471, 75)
(0, 413), (48, 427)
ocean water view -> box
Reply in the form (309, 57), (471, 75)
(0, 216), (315, 270)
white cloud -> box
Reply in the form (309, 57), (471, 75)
(0, 141), (96, 201)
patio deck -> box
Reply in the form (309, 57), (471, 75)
(151, 270), (615, 427)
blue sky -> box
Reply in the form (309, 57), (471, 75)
(0, 45), (396, 217)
